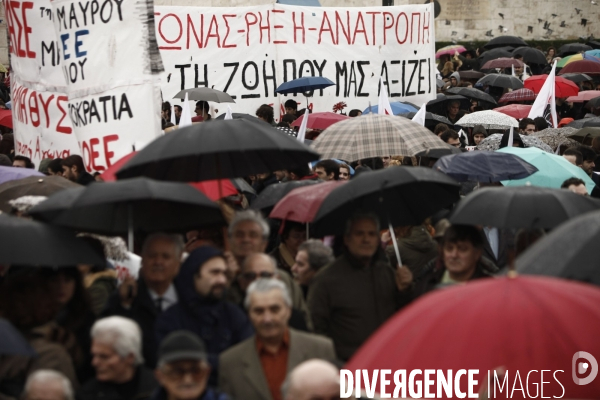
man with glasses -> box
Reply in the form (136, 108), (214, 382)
(440, 129), (461, 148)
(155, 331), (229, 400)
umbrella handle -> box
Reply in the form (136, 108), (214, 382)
(388, 221), (403, 268)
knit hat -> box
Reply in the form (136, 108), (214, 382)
(158, 331), (207, 365)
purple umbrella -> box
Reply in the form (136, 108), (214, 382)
(0, 166), (43, 185)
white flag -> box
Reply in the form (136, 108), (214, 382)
(378, 77), (393, 115)
(507, 126), (514, 148)
(528, 60), (558, 128)
(411, 103), (427, 126)
(170, 105), (177, 125)
(297, 109), (310, 143)
(225, 105), (233, 120)
(178, 93), (193, 128)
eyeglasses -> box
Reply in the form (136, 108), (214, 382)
(241, 271), (274, 280)
(163, 364), (206, 381)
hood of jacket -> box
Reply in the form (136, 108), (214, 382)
(175, 246), (224, 306)
(450, 71), (461, 85)
(400, 225), (437, 252)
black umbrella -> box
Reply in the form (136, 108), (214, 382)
(484, 36), (528, 50)
(511, 47), (548, 65)
(29, 178), (225, 250)
(312, 166), (460, 236)
(477, 74), (524, 90)
(449, 186), (600, 229)
(567, 127), (600, 143)
(414, 145), (463, 158)
(516, 209), (600, 286)
(458, 70), (486, 80)
(116, 118), (320, 182)
(588, 40), (600, 50)
(478, 48), (513, 66)
(396, 112), (454, 126)
(215, 113), (258, 121)
(426, 94), (470, 115)
(173, 88), (235, 103)
(0, 318), (35, 356)
(446, 87), (498, 106)
(0, 214), (105, 267)
(558, 43), (593, 57)
(0, 176), (80, 213)
(432, 151), (538, 182)
(561, 73), (594, 84)
(585, 96), (600, 109)
(251, 180), (321, 212)
(566, 117), (600, 129)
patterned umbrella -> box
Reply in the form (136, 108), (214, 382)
(498, 88), (536, 103)
(455, 110), (518, 129)
(436, 45), (466, 58)
(531, 127), (579, 151)
(566, 117), (600, 129)
(476, 133), (554, 152)
(481, 57), (524, 69)
(310, 114), (449, 160)
(566, 90), (600, 103)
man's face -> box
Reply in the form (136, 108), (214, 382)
(291, 250), (315, 286)
(450, 77), (457, 87)
(238, 254), (276, 292)
(521, 124), (535, 135)
(382, 156), (391, 168)
(339, 167), (350, 180)
(563, 155), (578, 166)
(248, 289), (291, 342)
(447, 137), (461, 147)
(230, 221), (267, 260)
(12, 160), (26, 168)
(514, 66), (524, 75)
(174, 107), (182, 118)
(473, 133), (485, 145)
(141, 238), (181, 288)
(582, 159), (596, 175)
(284, 228), (306, 256)
(61, 165), (77, 182)
(194, 104), (202, 116)
(91, 340), (134, 382)
(442, 240), (482, 279)
(344, 218), (380, 262)
(447, 103), (459, 117)
(25, 380), (65, 400)
(194, 257), (228, 299)
(285, 107), (296, 115)
(315, 167), (333, 181)
(568, 184), (588, 196)
(156, 360), (210, 400)
(47, 168), (63, 176)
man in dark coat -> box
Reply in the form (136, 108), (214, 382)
(60, 155), (95, 185)
(154, 246), (254, 387)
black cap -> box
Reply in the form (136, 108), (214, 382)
(158, 331), (207, 365)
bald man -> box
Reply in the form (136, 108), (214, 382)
(283, 360), (343, 400)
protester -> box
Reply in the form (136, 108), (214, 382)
(291, 239), (334, 296)
(518, 118), (536, 135)
(284, 100), (298, 118)
(471, 125), (487, 146)
(563, 148), (583, 166)
(314, 159), (340, 181)
(561, 177), (589, 195)
(256, 105), (275, 126)
(195, 101), (211, 121)
(270, 221), (306, 274)
(173, 105), (182, 124)
(282, 360), (340, 400)
(22, 370), (74, 400)
(12, 155), (34, 169)
(338, 163), (351, 180)
(61, 155), (95, 185)
(440, 130), (461, 147)
(533, 117), (548, 132)
(446, 101), (461, 124)
(47, 158), (63, 176)
(219, 279), (335, 400)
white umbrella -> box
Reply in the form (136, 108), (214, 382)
(455, 110), (519, 129)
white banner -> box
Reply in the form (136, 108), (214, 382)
(155, 3), (436, 118)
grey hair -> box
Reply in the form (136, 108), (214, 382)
(24, 370), (74, 400)
(91, 316), (144, 365)
(298, 240), (334, 271)
(141, 233), (185, 257)
(344, 212), (380, 236)
(228, 210), (270, 239)
(244, 278), (291, 309)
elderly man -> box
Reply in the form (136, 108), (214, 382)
(22, 370), (74, 400)
(291, 240), (334, 297)
(79, 317), (158, 400)
(155, 246), (253, 387)
(219, 279), (335, 400)
(154, 331), (228, 400)
(308, 213), (413, 361)
(282, 360), (340, 400)
(103, 233), (184, 368)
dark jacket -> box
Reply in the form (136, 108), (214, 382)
(307, 250), (405, 361)
(154, 247), (254, 387)
(385, 225), (438, 277)
(78, 366), (157, 400)
(481, 228), (515, 269)
(78, 171), (96, 186)
(102, 278), (172, 368)
(150, 387), (229, 400)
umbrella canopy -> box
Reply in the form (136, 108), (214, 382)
(0, 214), (106, 266)
(477, 133), (553, 152)
(29, 178), (225, 236)
(433, 150), (538, 182)
(455, 110), (518, 129)
(173, 87), (235, 103)
(567, 127), (600, 143)
(477, 74), (524, 89)
(449, 186), (600, 229)
(530, 127), (579, 151)
(557, 53), (600, 68)
(269, 181), (346, 223)
(116, 118), (320, 182)
(585, 96), (600, 109)
(215, 112), (257, 121)
(566, 117), (600, 129)
(497, 147), (596, 192)
(478, 48), (513, 66)
(494, 104), (532, 119)
(345, 275), (600, 399)
(587, 49), (600, 58)
(0, 175), (80, 213)
(312, 166), (460, 236)
(498, 88), (536, 103)
(310, 114), (449, 161)
(435, 44), (466, 58)
(516, 209), (600, 286)
(560, 72), (594, 83)
(290, 112), (349, 130)
(523, 75), (579, 97)
(457, 70), (485, 80)
(0, 318), (35, 356)
(566, 90), (600, 102)
(425, 94), (470, 115)
(558, 60), (600, 76)
(484, 35), (528, 49)
(251, 180), (320, 212)
(481, 57), (524, 70)
(396, 111), (453, 126)
(446, 87), (497, 107)
(0, 165), (44, 186)
(558, 43), (593, 57)
(413, 144), (463, 158)
(361, 101), (418, 115)
(275, 76), (335, 94)
(512, 46), (548, 65)
(0, 109), (12, 129)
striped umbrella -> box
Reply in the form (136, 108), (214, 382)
(557, 53), (600, 68)
(436, 45), (466, 58)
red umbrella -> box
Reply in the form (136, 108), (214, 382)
(291, 112), (349, 130)
(345, 276), (600, 399)
(494, 104), (532, 119)
(558, 60), (600, 76)
(269, 180), (346, 223)
(101, 152), (237, 201)
(481, 57), (524, 69)
(498, 88), (536, 104)
(566, 90), (600, 102)
(524, 75), (579, 97)
(0, 109), (12, 128)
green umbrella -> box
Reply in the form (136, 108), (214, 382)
(497, 147), (595, 192)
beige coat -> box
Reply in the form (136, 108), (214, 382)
(219, 328), (336, 400)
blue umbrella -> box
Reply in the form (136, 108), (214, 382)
(433, 151), (538, 182)
(0, 166), (44, 185)
(0, 318), (35, 356)
(585, 49), (600, 59)
(362, 102), (418, 115)
(275, 77), (335, 94)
